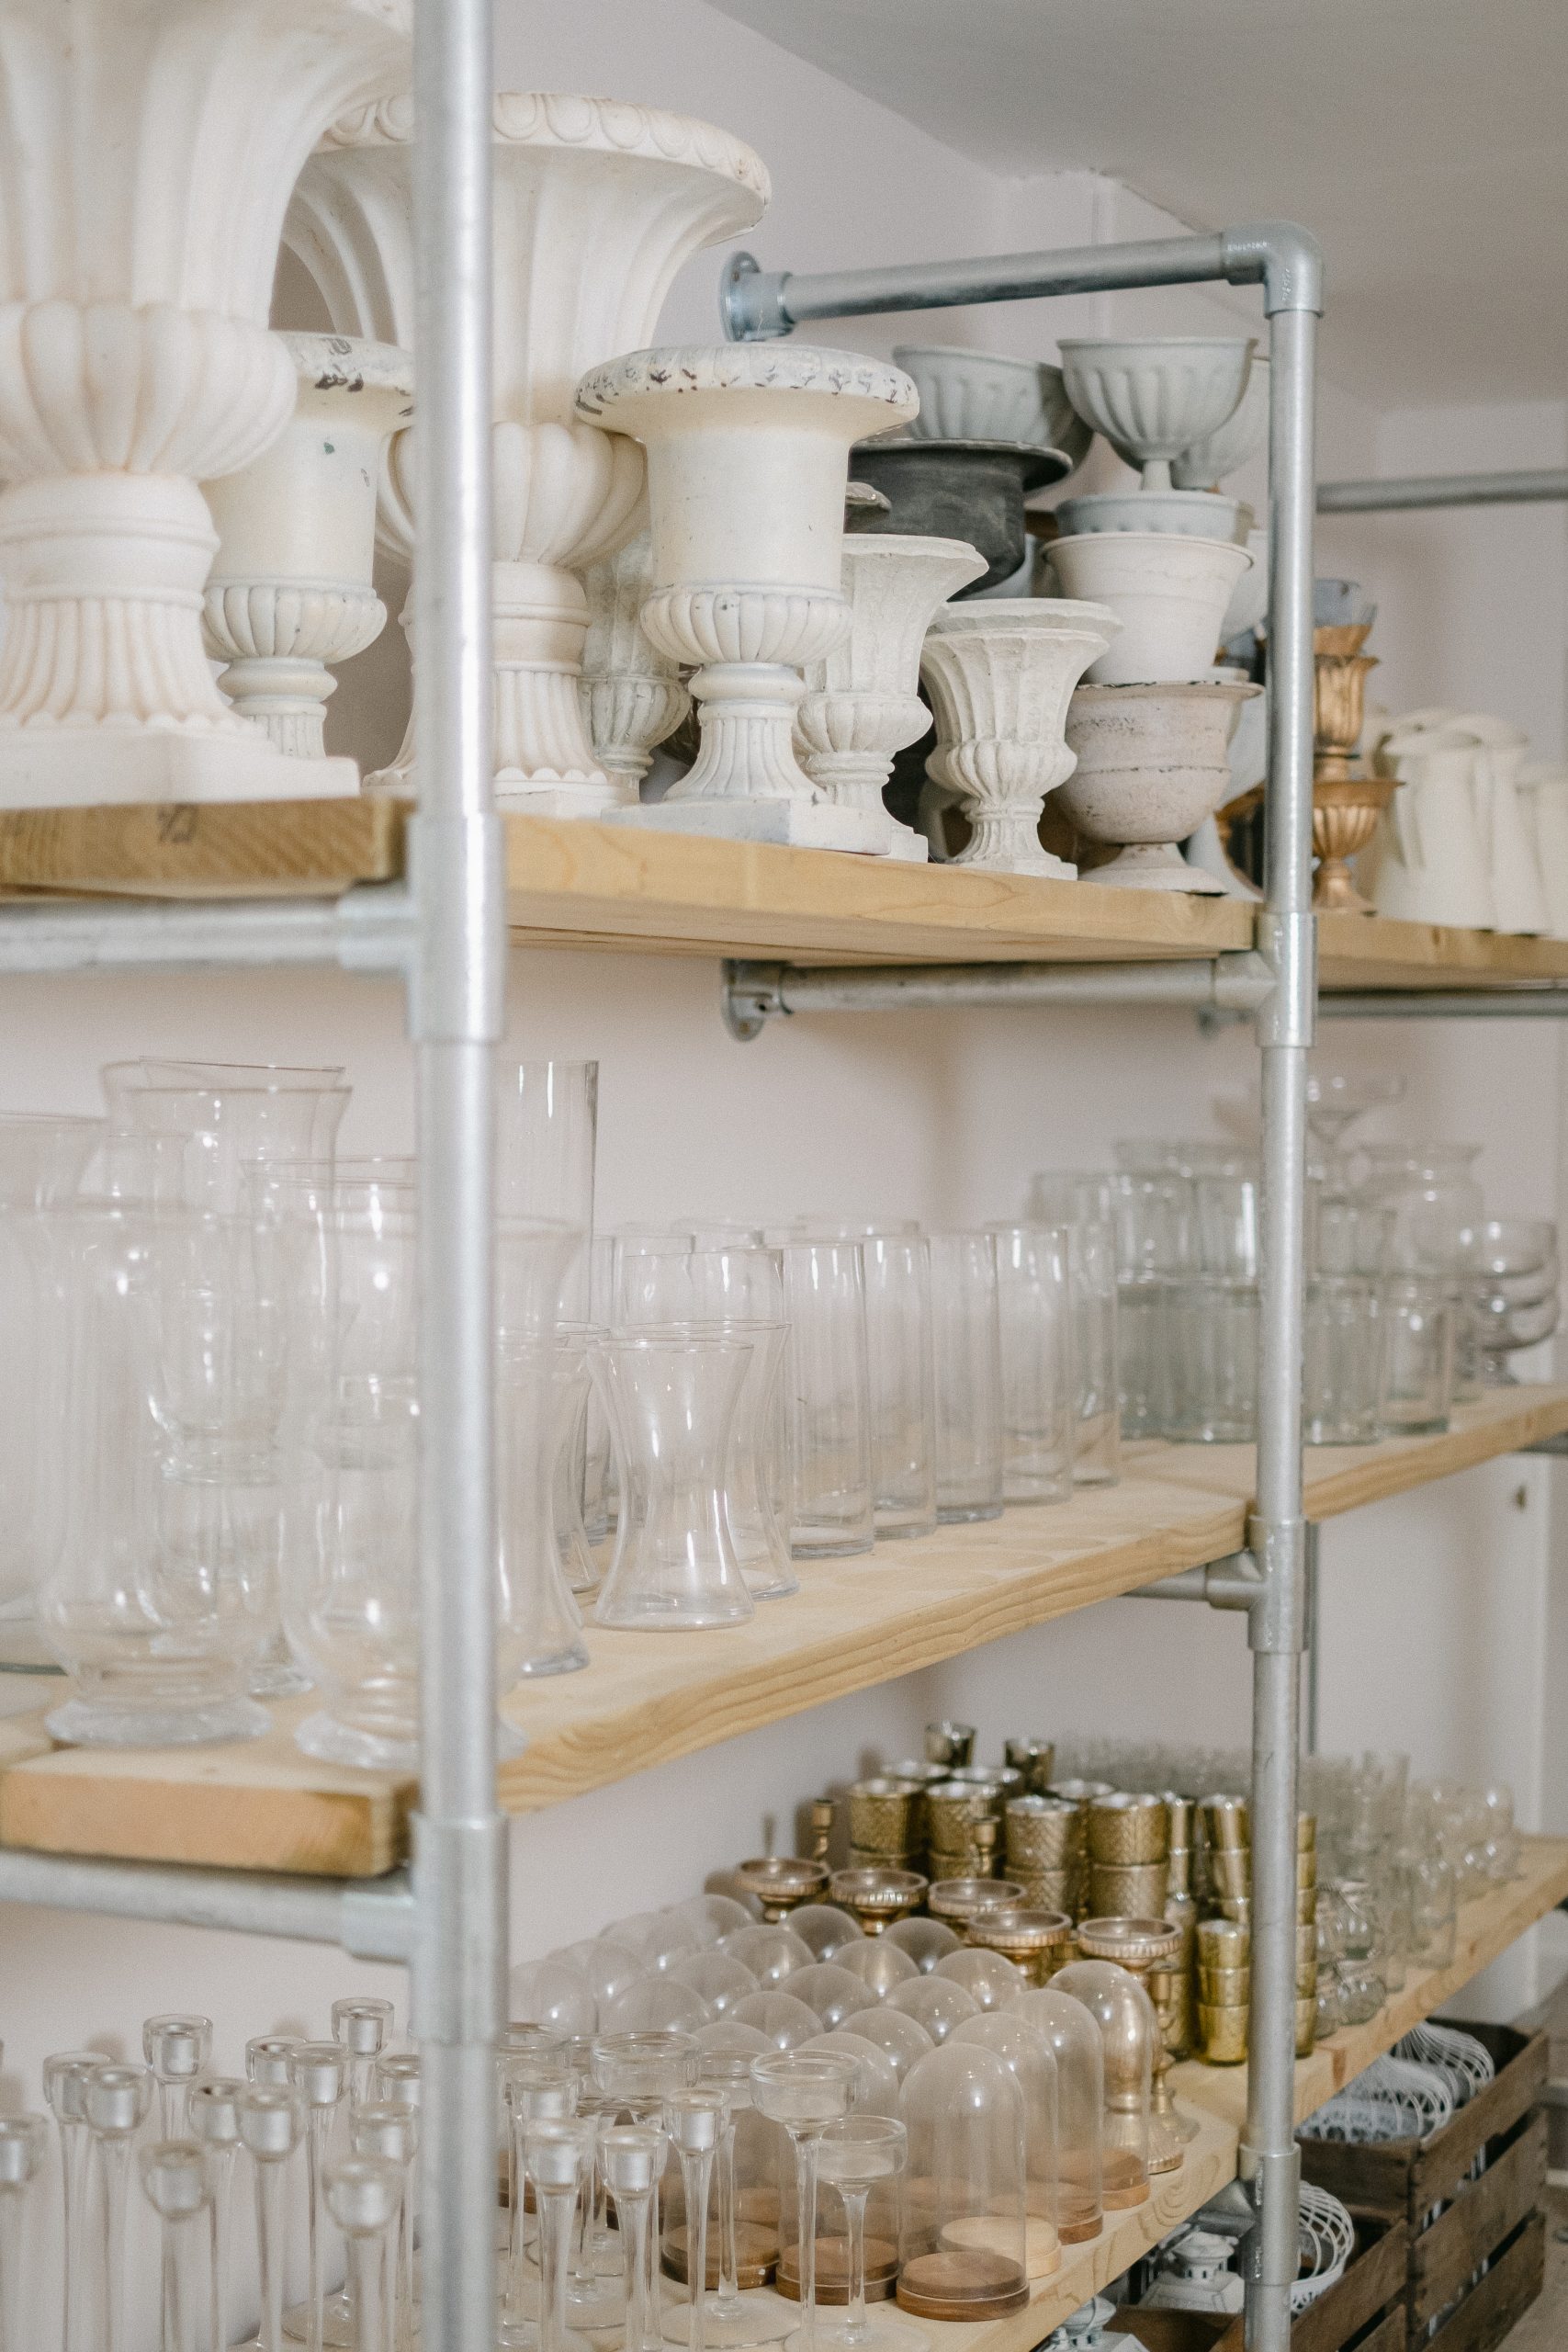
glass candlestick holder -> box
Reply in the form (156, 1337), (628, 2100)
(603, 2125), (667, 2352)
(43, 2051), (101, 2352)
(138, 2140), (213, 2352)
(187, 2079), (244, 2352)
(0, 2115), (47, 2352)
(322, 2155), (402, 2352)
(85, 2064), (155, 2352)
(350, 2102), (420, 2352)
(813, 2117), (912, 2352)
(237, 2086), (307, 2352)
(144, 2016), (213, 2140)
(286, 2042), (350, 2352)
(750, 2051), (858, 2352)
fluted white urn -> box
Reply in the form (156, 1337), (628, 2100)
(576, 345), (919, 852)
(580, 529), (690, 799)
(201, 334), (411, 773)
(920, 600), (1121, 876)
(287, 91), (768, 812)
(0, 0), (410, 808)
(796, 533), (986, 860)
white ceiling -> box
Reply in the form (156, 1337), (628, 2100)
(705, 0), (1568, 412)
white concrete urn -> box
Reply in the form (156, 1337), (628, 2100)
(287, 92), (768, 810)
(579, 529), (690, 799)
(1049, 531), (1253, 684)
(1059, 678), (1262, 891)
(0, 0), (410, 808)
(919, 599), (1120, 876)
(575, 345), (919, 851)
(796, 533), (986, 861)
(201, 334), (411, 774)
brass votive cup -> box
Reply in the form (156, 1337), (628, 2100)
(886, 1758), (948, 1788)
(1197, 1917), (1248, 1967)
(1298, 1885), (1317, 1923)
(1197, 2003), (1249, 2065)
(1295, 1997), (1317, 2057)
(1213, 1895), (1250, 1924)
(828, 1866), (928, 1935)
(1296, 1923), (1317, 1966)
(1089, 1860), (1169, 1915)
(924, 1779), (1002, 1843)
(1010, 1865), (1080, 1917)
(1162, 1794), (1195, 1849)
(1004, 1794), (1080, 1870)
(1198, 1963), (1250, 2006)
(847, 1777), (926, 1856)
(734, 1855), (830, 1920)
(928, 1875), (1024, 1929)
(1297, 1960), (1318, 1999)
(952, 1763), (1025, 1798)
(1004, 1737), (1055, 1793)
(1167, 1848), (1192, 1897)
(965, 1905), (1075, 1984)
(925, 1721), (976, 1769)
(847, 1845), (922, 1872)
(1089, 1792), (1169, 1866)
(1199, 1795), (1249, 1851)
(1298, 1813), (1317, 1853)
(1046, 1778), (1115, 1813)
(1208, 1849), (1251, 1899)
(1299, 1849), (1319, 1892)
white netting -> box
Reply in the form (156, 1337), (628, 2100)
(1292, 2183), (1357, 2312)
(1393, 2022), (1495, 2103)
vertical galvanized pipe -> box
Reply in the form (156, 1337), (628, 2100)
(409, 5), (505, 2352)
(1245, 297), (1319, 2352)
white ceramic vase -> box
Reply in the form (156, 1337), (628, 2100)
(796, 533), (987, 861)
(576, 344), (919, 852)
(579, 529), (690, 800)
(1518, 765), (1568, 940)
(1059, 679), (1262, 891)
(1057, 338), (1255, 490)
(0, 0), (409, 808)
(919, 598), (1121, 877)
(288, 91), (768, 810)
(201, 333), (411, 773)
(1371, 724), (1495, 929)
(1449, 712), (1549, 934)
(1049, 531), (1253, 684)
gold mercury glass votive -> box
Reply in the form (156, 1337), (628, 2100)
(1198, 2004), (1249, 2064)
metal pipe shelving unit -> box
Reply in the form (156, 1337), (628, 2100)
(725, 221), (1322, 2352)
(0, 6), (504, 2352)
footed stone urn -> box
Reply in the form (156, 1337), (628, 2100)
(287, 91), (768, 810)
(0, 0), (411, 808)
(579, 529), (690, 800)
(1060, 678), (1261, 891)
(576, 344), (919, 852)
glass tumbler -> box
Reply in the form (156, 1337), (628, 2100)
(989, 1226), (1075, 1505)
(1378, 1276), (1455, 1434)
(591, 1334), (756, 1629)
(1165, 1278), (1258, 1445)
(779, 1242), (874, 1557)
(927, 1234), (1003, 1523)
(799, 1227), (936, 1542)
(1303, 1277), (1382, 1444)
(1025, 1179), (1121, 1486)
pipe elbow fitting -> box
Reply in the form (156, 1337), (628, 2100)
(720, 251), (794, 342)
(1222, 220), (1325, 316)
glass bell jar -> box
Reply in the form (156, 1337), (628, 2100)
(896, 2041), (1031, 2322)
(1008, 1987), (1103, 2245)
(951, 2014), (1059, 2279)
(839, 2008), (934, 2089)
(789, 1906), (865, 1963)
(721, 1928), (815, 1987)
(1051, 1960), (1154, 2211)
(886, 1975), (979, 2045)
(835, 1942), (919, 2004)
(884, 1920), (961, 1973)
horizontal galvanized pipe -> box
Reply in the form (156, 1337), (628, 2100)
(0, 884), (413, 977)
(0, 1849), (416, 1958)
(1127, 1554), (1264, 1609)
(1320, 988), (1568, 1017)
(724, 952), (1274, 1032)
(1318, 469), (1568, 513)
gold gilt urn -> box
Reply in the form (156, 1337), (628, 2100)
(1312, 621), (1396, 913)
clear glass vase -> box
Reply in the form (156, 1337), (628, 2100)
(591, 1335), (755, 1630)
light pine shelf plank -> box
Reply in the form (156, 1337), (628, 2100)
(502, 817), (1254, 967)
(1172, 1834), (1568, 2132)
(1137, 1385), (1568, 1521)
(1318, 909), (1568, 992)
(0, 798), (404, 899)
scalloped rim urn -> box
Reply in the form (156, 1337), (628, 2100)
(287, 90), (768, 809)
(576, 344), (919, 853)
(0, 0), (411, 808)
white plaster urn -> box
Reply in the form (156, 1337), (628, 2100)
(575, 344), (919, 851)
(795, 533), (986, 861)
(1172, 356), (1270, 489)
(919, 598), (1121, 877)
(892, 345), (1091, 468)
(1049, 531), (1253, 684)
(201, 333), (411, 774)
(1055, 490), (1246, 542)
(0, 0), (410, 809)
(1058, 678), (1262, 892)
(1058, 338), (1255, 490)
(287, 92), (768, 812)
(579, 528), (690, 798)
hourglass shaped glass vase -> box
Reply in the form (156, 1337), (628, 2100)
(590, 1334), (755, 1630)
(575, 346), (919, 852)
(0, 2114), (47, 2352)
(350, 2104), (419, 2352)
(138, 2141), (213, 2352)
(500, 1332), (590, 1679)
(750, 2052), (858, 2352)
(85, 2066), (155, 2352)
(322, 2156), (401, 2352)
(497, 1062), (599, 1322)
(288, 96), (767, 808)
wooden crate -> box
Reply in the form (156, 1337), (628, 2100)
(1123, 2215), (1407, 2352)
(1298, 2021), (1548, 2350)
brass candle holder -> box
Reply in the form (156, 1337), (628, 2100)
(828, 1866), (928, 1936)
(733, 1855), (829, 1921)
(1076, 1916), (1195, 2171)
(1311, 620), (1395, 914)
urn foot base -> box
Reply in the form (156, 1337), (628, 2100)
(495, 775), (638, 820)
(0, 726), (358, 809)
(605, 797), (893, 854)
(1086, 841), (1227, 893)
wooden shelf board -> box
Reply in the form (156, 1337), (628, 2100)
(1136, 1385), (1568, 1521)
(0, 799), (403, 900)
(1172, 1833), (1568, 2132)
(1318, 910), (1568, 992)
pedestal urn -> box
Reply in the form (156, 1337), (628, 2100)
(202, 333), (412, 774)
(579, 529), (691, 798)
(919, 601), (1120, 876)
(287, 92), (769, 809)
(575, 344), (919, 851)
(0, 0), (411, 808)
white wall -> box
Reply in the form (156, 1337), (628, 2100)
(4, 2), (1564, 2335)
